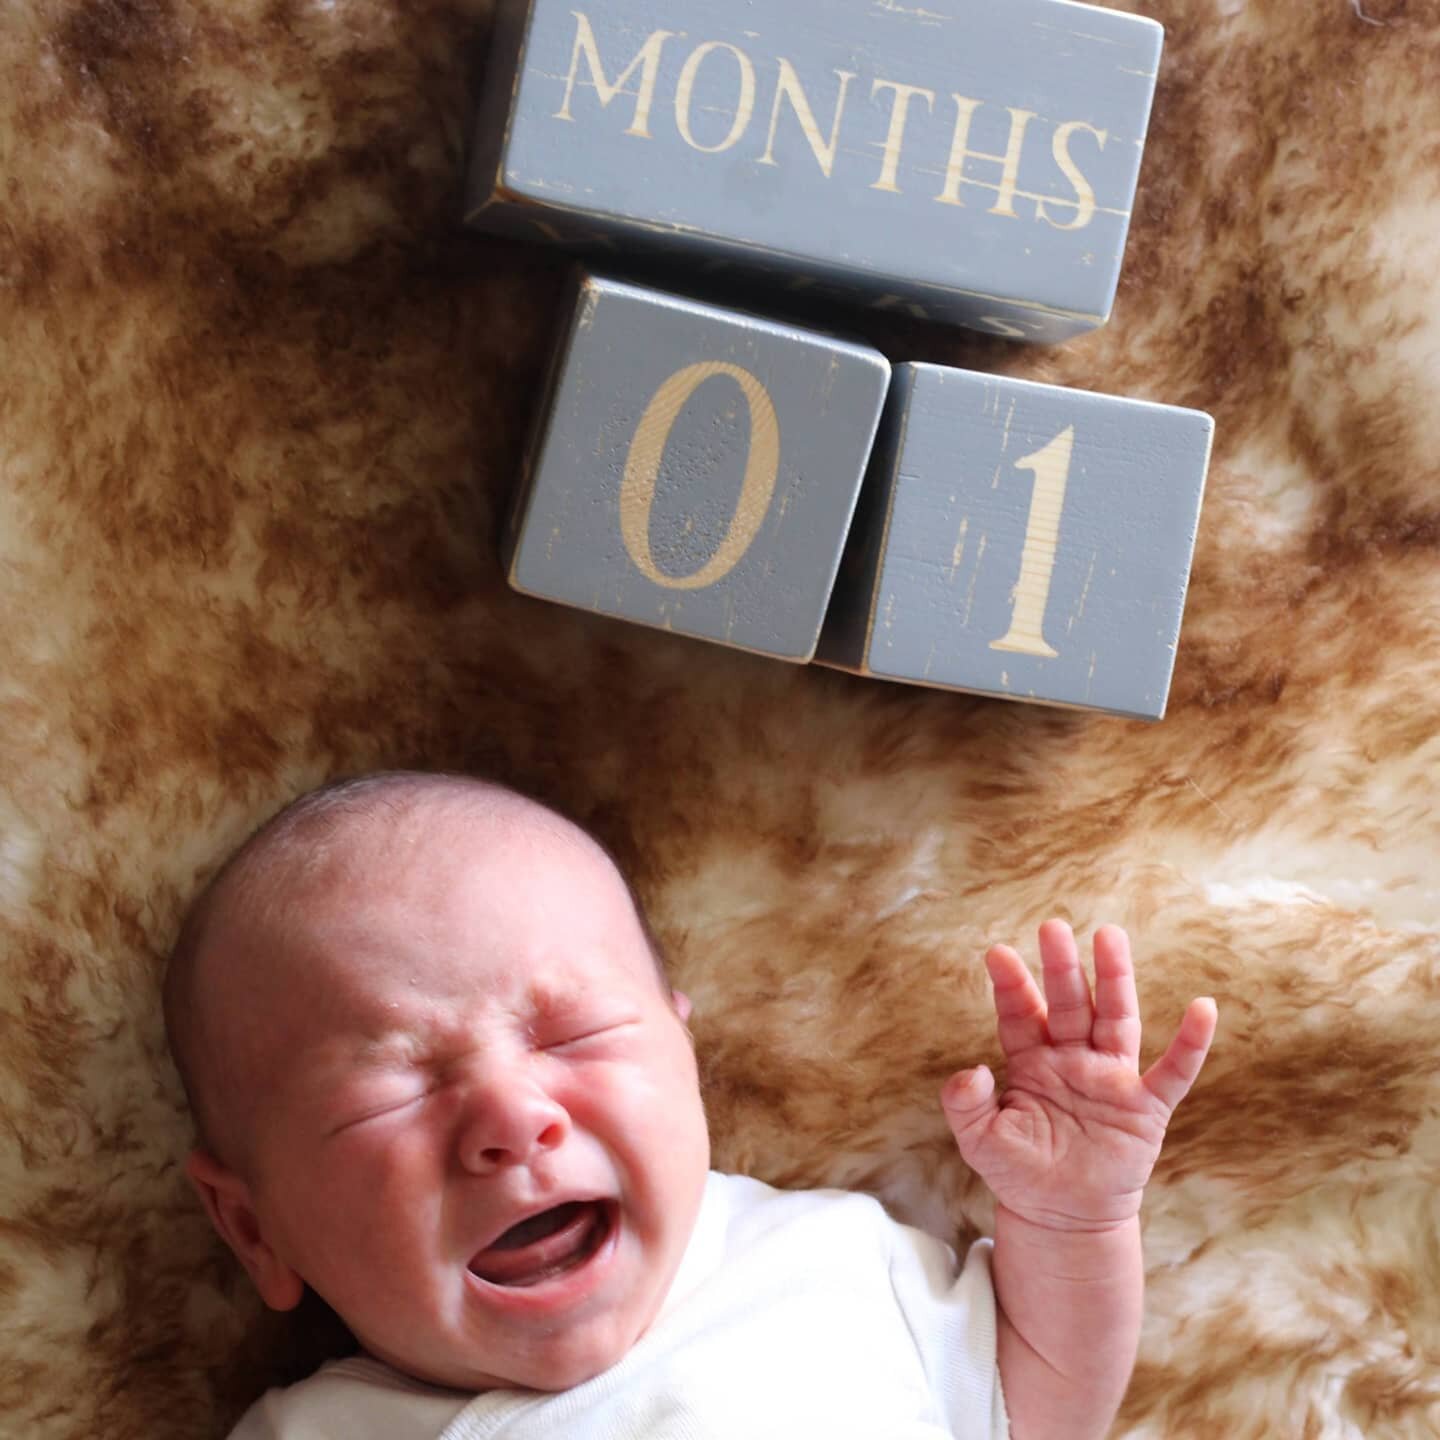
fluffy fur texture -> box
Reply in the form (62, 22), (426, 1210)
(2, 0), (1438, 1435)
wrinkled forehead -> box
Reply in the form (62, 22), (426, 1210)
(217, 798), (649, 1028)
(305, 794), (631, 932)
(253, 786), (596, 916)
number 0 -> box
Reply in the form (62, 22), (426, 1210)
(989, 425), (1075, 659)
(619, 362), (780, 591)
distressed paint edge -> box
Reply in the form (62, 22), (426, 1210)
(1096, 10), (1166, 323)
(792, 347), (895, 663)
(1139, 407), (1217, 722)
(846, 661), (1167, 721)
(465, 194), (1107, 330)
(502, 261), (593, 586)
(580, 271), (893, 371)
(813, 365), (917, 673)
(462, 0), (536, 228)
(501, 578), (821, 663)
(904, 359), (1216, 430)
(860, 374), (916, 671)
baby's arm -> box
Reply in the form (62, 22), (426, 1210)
(992, 1209), (1143, 1440)
(943, 921), (1216, 1440)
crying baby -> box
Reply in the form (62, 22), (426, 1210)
(165, 770), (1216, 1440)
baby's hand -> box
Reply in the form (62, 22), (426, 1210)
(942, 920), (1217, 1233)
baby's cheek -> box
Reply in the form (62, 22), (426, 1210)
(553, 1064), (640, 1143)
(323, 1121), (441, 1214)
(326, 1133), (449, 1259)
(625, 1064), (707, 1162)
(555, 1059), (624, 1115)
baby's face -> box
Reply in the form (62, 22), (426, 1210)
(227, 805), (710, 1392)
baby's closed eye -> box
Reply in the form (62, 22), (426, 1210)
(326, 1081), (438, 1135)
(536, 1017), (641, 1054)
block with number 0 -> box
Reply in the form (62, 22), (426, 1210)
(503, 270), (890, 659)
(816, 363), (1213, 720)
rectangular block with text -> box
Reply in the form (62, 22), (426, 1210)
(504, 270), (890, 660)
(816, 363), (1213, 720)
(466, 0), (1164, 342)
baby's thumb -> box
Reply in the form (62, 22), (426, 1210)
(941, 1066), (998, 1146)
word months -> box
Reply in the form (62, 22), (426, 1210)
(467, 0), (1164, 341)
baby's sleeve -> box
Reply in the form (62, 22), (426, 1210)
(886, 1220), (1011, 1440)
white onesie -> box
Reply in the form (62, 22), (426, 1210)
(232, 1170), (1011, 1439)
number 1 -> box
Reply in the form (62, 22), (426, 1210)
(989, 425), (1075, 659)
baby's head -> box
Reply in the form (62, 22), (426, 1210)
(164, 772), (709, 1393)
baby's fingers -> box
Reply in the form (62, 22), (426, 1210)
(1038, 918), (1094, 1046)
(1140, 997), (1219, 1114)
(1091, 924), (1142, 1067)
(983, 943), (1047, 1056)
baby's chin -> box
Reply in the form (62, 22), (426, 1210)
(358, 1263), (676, 1395)
(364, 1314), (647, 1395)
(501, 1333), (639, 1393)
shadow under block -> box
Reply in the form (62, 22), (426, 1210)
(465, 0), (1164, 342)
(502, 272), (890, 660)
(816, 363), (1213, 720)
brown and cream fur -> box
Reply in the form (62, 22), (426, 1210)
(2, 0), (1439, 1434)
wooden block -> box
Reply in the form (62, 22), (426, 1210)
(465, 0), (1164, 342)
(503, 269), (890, 660)
(816, 363), (1213, 720)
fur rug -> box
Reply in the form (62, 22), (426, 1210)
(3, 0), (1438, 1435)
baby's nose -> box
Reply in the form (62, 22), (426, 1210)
(455, 1072), (570, 1174)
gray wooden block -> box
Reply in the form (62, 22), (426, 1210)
(816, 363), (1213, 720)
(503, 270), (890, 660)
(466, 0), (1163, 342)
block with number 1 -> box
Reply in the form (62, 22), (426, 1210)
(816, 364), (1213, 720)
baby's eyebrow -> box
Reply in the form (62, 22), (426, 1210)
(530, 978), (608, 1014)
(345, 1031), (431, 1069)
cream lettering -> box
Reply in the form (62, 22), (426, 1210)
(554, 11), (673, 139)
(758, 59), (856, 178)
(937, 98), (1034, 218)
(1037, 121), (1108, 230)
(548, 13), (1108, 232)
(869, 79), (935, 194)
(675, 41), (757, 153)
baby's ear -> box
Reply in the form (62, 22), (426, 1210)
(671, 990), (693, 1023)
(185, 1149), (305, 1312)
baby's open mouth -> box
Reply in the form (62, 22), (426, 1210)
(468, 1200), (613, 1287)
